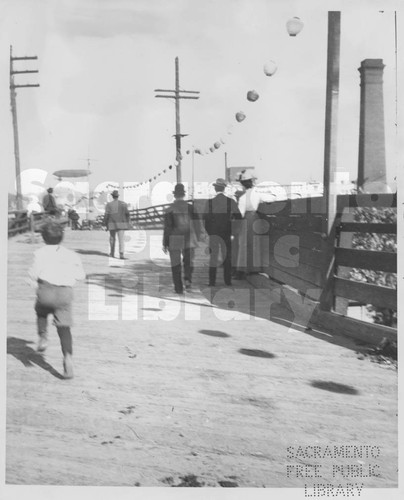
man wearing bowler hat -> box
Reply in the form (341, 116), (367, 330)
(202, 178), (241, 286)
(163, 183), (201, 294)
(103, 190), (131, 259)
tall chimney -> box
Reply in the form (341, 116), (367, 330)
(357, 59), (387, 192)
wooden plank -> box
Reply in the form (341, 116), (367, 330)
(269, 243), (325, 270)
(335, 248), (397, 272)
(264, 215), (324, 232)
(334, 277), (397, 310)
(337, 193), (397, 210)
(269, 229), (324, 250)
(339, 222), (396, 234)
(267, 255), (323, 288)
(266, 265), (323, 300)
(315, 310), (397, 344)
(334, 211), (354, 315)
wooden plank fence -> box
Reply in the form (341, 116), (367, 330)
(257, 192), (397, 336)
(8, 211), (68, 238)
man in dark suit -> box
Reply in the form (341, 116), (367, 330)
(163, 183), (202, 294)
(203, 178), (241, 286)
(42, 188), (59, 216)
(103, 190), (131, 259)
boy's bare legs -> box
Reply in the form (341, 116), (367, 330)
(36, 315), (48, 352)
(57, 326), (74, 379)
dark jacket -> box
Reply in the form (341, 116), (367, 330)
(163, 200), (202, 250)
(203, 193), (241, 236)
(42, 193), (58, 212)
(104, 199), (131, 230)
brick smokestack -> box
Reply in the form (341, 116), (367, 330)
(357, 59), (387, 192)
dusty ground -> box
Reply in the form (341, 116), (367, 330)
(6, 229), (398, 488)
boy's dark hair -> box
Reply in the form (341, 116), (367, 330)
(41, 221), (64, 244)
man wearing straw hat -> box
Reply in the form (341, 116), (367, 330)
(103, 190), (131, 259)
(202, 178), (241, 287)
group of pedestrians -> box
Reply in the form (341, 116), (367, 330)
(162, 172), (267, 294)
(27, 176), (267, 379)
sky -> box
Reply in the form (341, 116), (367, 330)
(1, 0), (402, 202)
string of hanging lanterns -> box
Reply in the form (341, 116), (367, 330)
(182, 16), (303, 157)
(101, 165), (174, 192)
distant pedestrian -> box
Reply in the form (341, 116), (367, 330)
(28, 220), (85, 379)
(163, 183), (202, 294)
(68, 209), (80, 230)
(103, 190), (131, 259)
(202, 178), (241, 286)
(42, 188), (59, 216)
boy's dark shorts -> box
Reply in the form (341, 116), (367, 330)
(35, 280), (74, 327)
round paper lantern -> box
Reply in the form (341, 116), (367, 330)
(286, 17), (304, 36)
(247, 90), (259, 102)
(235, 111), (246, 123)
(214, 141), (221, 149)
(209, 146), (215, 152)
(263, 61), (277, 76)
(169, 165), (172, 169)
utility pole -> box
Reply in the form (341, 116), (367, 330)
(155, 57), (199, 183)
(9, 45), (39, 211)
(320, 12), (341, 312)
(322, 12), (341, 235)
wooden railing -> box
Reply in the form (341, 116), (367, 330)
(8, 210), (31, 236)
(129, 204), (168, 229)
(8, 211), (68, 238)
(258, 196), (326, 301)
(129, 199), (208, 229)
(332, 193), (397, 315)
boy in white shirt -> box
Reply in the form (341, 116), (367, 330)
(28, 221), (85, 379)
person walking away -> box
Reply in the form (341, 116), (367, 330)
(235, 170), (268, 278)
(103, 190), (131, 259)
(163, 183), (201, 294)
(42, 188), (59, 216)
(202, 178), (241, 286)
(68, 209), (80, 230)
(27, 220), (85, 379)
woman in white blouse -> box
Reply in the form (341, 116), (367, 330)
(235, 171), (269, 278)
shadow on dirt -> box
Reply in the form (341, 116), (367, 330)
(239, 348), (276, 359)
(199, 329), (230, 338)
(310, 380), (359, 395)
(74, 249), (109, 257)
(7, 337), (64, 380)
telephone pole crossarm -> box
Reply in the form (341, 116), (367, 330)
(9, 45), (39, 210)
(154, 57), (200, 183)
(11, 84), (40, 89)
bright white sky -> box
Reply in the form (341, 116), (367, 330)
(1, 0), (402, 198)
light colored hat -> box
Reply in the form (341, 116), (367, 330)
(213, 178), (227, 188)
